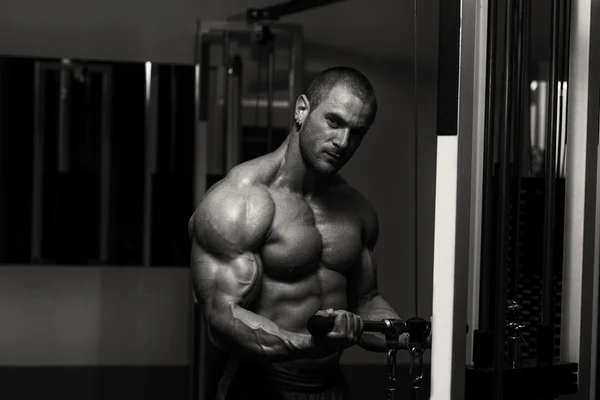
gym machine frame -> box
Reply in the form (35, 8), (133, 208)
(30, 60), (113, 265)
(432, 0), (599, 399)
(190, 17), (305, 400)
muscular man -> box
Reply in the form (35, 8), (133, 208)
(190, 67), (415, 400)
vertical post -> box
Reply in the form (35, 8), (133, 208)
(465, 0), (490, 366)
(478, 0), (499, 335)
(170, 66), (178, 173)
(539, 0), (562, 363)
(558, 0), (572, 178)
(225, 54), (242, 171)
(0, 60), (3, 259)
(58, 59), (71, 173)
(99, 69), (112, 264)
(431, 0), (485, 398)
(191, 21), (209, 400)
(288, 27), (304, 126)
(509, 0), (526, 301)
(561, 1), (600, 399)
(142, 62), (159, 267)
(555, 0), (571, 178)
(491, 0), (517, 397)
(590, 129), (600, 400)
(195, 28), (209, 206)
(222, 32), (231, 173)
(288, 33), (296, 126)
(266, 45), (275, 152)
(31, 62), (45, 263)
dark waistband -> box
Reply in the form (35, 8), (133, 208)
(236, 362), (345, 393)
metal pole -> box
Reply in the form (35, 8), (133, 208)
(31, 62), (45, 263)
(556, 0), (571, 177)
(560, 0), (571, 179)
(0, 61), (3, 259)
(288, 27), (304, 127)
(288, 34), (295, 126)
(510, 0), (527, 300)
(225, 53), (242, 171)
(99, 69), (112, 264)
(266, 43), (275, 152)
(142, 62), (159, 267)
(58, 59), (71, 173)
(493, 0), (517, 397)
(412, 0), (420, 318)
(222, 32), (231, 173)
(191, 22), (209, 400)
(479, 0), (499, 333)
(560, 3), (600, 399)
(170, 66), (178, 173)
(539, 0), (562, 363)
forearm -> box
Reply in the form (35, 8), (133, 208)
(208, 303), (316, 362)
(355, 294), (409, 352)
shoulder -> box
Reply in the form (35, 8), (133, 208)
(191, 168), (276, 255)
(333, 176), (379, 248)
(197, 154), (279, 224)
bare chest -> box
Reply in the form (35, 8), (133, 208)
(260, 191), (363, 279)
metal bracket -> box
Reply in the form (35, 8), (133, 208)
(246, 0), (346, 24)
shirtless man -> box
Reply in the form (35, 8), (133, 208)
(189, 67), (416, 400)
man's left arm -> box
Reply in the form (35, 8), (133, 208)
(347, 205), (410, 352)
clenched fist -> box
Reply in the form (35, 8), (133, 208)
(311, 309), (364, 353)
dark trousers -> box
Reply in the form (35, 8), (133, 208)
(222, 361), (353, 400)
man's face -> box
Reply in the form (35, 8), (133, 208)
(298, 85), (372, 175)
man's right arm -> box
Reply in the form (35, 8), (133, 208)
(190, 183), (317, 362)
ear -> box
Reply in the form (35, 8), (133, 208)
(294, 95), (310, 127)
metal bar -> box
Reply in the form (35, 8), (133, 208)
(431, 0), (485, 397)
(58, 59), (70, 173)
(554, 18), (566, 176)
(191, 21), (209, 400)
(170, 66), (178, 173)
(266, 46), (275, 152)
(556, 0), (572, 178)
(493, 0), (517, 397)
(413, 0), (420, 318)
(510, 0), (526, 300)
(99, 68), (112, 264)
(561, 1), (600, 399)
(562, 0), (572, 151)
(222, 32), (231, 173)
(521, 0), (532, 177)
(288, 28), (304, 127)
(465, 0), (491, 366)
(142, 62), (159, 267)
(235, 57), (243, 162)
(0, 61), (3, 259)
(287, 34), (296, 126)
(31, 62), (45, 263)
(245, 0), (346, 23)
(240, 98), (290, 108)
(255, 42), (262, 127)
(539, 0), (562, 362)
(478, 0), (499, 333)
(201, 21), (300, 36)
(225, 54), (242, 171)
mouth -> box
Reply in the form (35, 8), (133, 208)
(324, 151), (342, 161)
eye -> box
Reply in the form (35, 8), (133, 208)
(327, 118), (340, 128)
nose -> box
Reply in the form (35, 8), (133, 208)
(332, 129), (350, 150)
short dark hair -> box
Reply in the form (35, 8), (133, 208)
(304, 66), (378, 127)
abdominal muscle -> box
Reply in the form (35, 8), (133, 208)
(247, 267), (349, 378)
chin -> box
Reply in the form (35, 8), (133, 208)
(315, 160), (341, 176)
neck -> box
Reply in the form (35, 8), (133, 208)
(273, 130), (329, 197)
